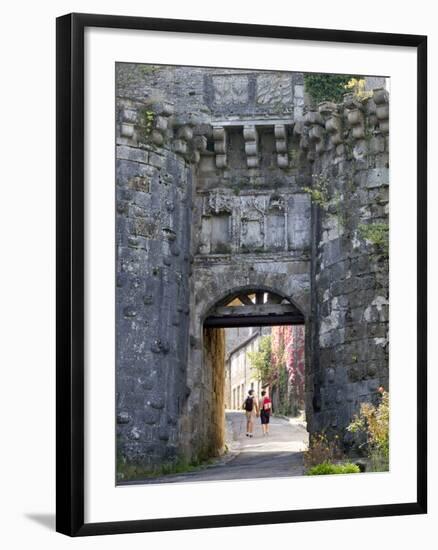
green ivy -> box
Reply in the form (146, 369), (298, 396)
(304, 73), (358, 104)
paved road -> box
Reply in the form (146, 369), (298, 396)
(128, 411), (308, 484)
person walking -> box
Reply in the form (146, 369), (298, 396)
(259, 390), (272, 436)
(242, 389), (259, 438)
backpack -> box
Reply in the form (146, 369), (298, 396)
(263, 397), (272, 411)
(243, 396), (254, 412)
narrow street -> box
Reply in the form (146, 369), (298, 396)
(129, 412), (308, 484)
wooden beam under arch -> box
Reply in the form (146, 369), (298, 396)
(204, 303), (305, 328)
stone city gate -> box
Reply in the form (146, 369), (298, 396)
(115, 65), (389, 476)
(195, 288), (306, 463)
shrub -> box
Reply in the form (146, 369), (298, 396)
(347, 390), (389, 471)
(303, 173), (329, 209)
(304, 432), (343, 469)
(344, 78), (373, 102)
(358, 223), (389, 257)
(247, 335), (272, 383)
(306, 461), (360, 476)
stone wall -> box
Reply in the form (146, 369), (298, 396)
(115, 73), (195, 473)
(303, 90), (390, 444)
(199, 328), (226, 459)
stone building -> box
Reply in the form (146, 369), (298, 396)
(225, 327), (268, 410)
(115, 64), (389, 478)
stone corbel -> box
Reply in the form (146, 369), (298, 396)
(243, 125), (259, 168)
(193, 135), (208, 153)
(149, 102), (174, 146)
(305, 110), (325, 155)
(319, 102), (343, 147)
(177, 125), (194, 142)
(173, 124), (209, 164)
(293, 121), (310, 158)
(182, 135), (206, 165)
(343, 93), (365, 140)
(212, 126), (227, 168)
(325, 115), (343, 145)
(120, 108), (137, 139)
(309, 124), (325, 154)
(172, 124), (192, 155)
(373, 88), (389, 134)
(274, 124), (289, 168)
(347, 108), (365, 140)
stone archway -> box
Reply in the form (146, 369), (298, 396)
(181, 286), (307, 463)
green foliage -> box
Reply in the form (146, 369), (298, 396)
(247, 335), (273, 383)
(138, 108), (155, 140)
(304, 73), (358, 104)
(358, 223), (389, 256)
(303, 174), (329, 208)
(347, 390), (389, 471)
(306, 461), (360, 475)
(304, 432), (343, 469)
(344, 78), (373, 102)
(117, 455), (215, 482)
(138, 64), (159, 75)
(275, 364), (290, 416)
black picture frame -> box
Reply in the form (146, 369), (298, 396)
(56, 12), (427, 537)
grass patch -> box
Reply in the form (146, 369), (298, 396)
(306, 461), (360, 476)
(117, 456), (216, 482)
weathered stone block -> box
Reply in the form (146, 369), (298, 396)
(117, 145), (149, 164)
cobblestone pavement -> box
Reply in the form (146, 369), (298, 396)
(127, 411), (308, 484)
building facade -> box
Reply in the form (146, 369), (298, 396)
(225, 328), (265, 410)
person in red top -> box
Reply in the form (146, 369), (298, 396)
(259, 390), (272, 436)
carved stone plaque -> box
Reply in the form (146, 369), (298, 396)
(212, 75), (249, 105)
(256, 73), (293, 106)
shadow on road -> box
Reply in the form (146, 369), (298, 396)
(123, 411), (308, 485)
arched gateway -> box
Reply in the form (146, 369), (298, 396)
(183, 288), (307, 462)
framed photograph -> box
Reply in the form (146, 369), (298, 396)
(56, 13), (427, 536)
